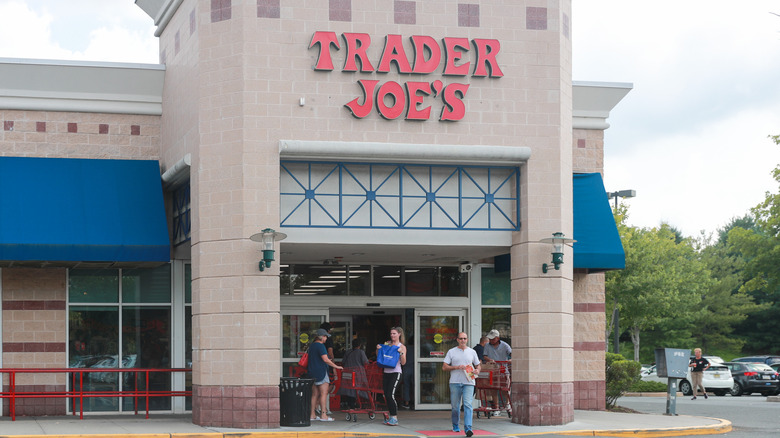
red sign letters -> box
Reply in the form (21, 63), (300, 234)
(309, 32), (503, 122)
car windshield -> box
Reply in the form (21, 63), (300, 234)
(708, 365), (728, 372)
(746, 363), (773, 372)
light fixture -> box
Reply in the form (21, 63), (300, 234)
(250, 228), (287, 271)
(540, 232), (576, 273)
(607, 189), (636, 209)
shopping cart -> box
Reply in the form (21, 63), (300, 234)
(340, 362), (389, 422)
(474, 360), (511, 418)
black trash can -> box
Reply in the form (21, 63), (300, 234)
(279, 377), (314, 427)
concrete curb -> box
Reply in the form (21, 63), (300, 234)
(540, 417), (732, 437)
(0, 418), (734, 438)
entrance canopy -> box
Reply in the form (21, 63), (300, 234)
(0, 156), (170, 265)
(572, 173), (625, 270)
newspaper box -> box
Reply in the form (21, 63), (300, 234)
(654, 348), (690, 378)
(654, 348), (690, 416)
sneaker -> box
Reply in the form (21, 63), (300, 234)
(466, 428), (474, 438)
(704, 393), (708, 399)
(691, 396), (697, 400)
(387, 417), (398, 426)
(452, 424), (460, 432)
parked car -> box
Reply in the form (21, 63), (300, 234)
(731, 355), (780, 366)
(702, 355), (724, 364)
(771, 363), (780, 374)
(724, 362), (780, 396)
(640, 361), (734, 396)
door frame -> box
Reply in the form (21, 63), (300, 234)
(414, 308), (465, 410)
(280, 309), (329, 376)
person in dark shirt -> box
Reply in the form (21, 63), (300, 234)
(688, 348), (710, 400)
(473, 336), (488, 363)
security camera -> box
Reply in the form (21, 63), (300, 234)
(459, 263), (473, 273)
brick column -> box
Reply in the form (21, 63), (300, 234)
(573, 271), (606, 410)
(509, 0), (574, 426)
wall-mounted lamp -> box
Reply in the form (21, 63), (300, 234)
(250, 228), (288, 271)
(540, 232), (576, 273)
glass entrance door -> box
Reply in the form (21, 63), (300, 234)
(414, 309), (464, 410)
(281, 310), (328, 377)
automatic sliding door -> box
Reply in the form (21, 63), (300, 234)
(414, 310), (464, 410)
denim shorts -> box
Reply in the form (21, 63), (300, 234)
(315, 374), (330, 386)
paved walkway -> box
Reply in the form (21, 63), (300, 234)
(0, 409), (731, 438)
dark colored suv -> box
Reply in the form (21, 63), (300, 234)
(731, 356), (780, 365)
(724, 362), (780, 396)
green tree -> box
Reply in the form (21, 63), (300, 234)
(607, 215), (711, 362)
(693, 218), (768, 354)
(727, 134), (780, 352)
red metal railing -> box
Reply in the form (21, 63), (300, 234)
(0, 368), (192, 421)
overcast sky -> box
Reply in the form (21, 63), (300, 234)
(1, 1), (779, 238)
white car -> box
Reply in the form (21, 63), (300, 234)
(641, 360), (734, 396)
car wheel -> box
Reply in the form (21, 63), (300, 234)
(679, 380), (692, 396)
(713, 390), (726, 396)
(730, 382), (743, 397)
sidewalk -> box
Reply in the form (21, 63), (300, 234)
(0, 409), (731, 438)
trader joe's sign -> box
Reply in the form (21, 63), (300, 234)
(309, 32), (503, 121)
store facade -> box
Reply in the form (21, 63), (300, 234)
(1, 0), (630, 429)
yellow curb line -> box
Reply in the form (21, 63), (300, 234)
(0, 417), (732, 438)
(1, 434), (419, 438)
(509, 417), (732, 437)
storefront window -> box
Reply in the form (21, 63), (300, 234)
(122, 266), (172, 303)
(68, 306), (119, 412)
(481, 268), (510, 305)
(440, 267), (466, 296)
(405, 267), (437, 296)
(481, 266), (511, 345)
(68, 266), (174, 413)
(121, 306), (172, 410)
(373, 266), (403, 296)
(281, 264), (347, 295)
(69, 269), (119, 303)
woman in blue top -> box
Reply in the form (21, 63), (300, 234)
(308, 328), (343, 422)
(376, 326), (406, 426)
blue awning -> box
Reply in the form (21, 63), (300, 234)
(573, 173), (625, 270)
(0, 157), (170, 263)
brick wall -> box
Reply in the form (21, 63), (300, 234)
(1, 268), (69, 415)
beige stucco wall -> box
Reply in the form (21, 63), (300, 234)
(154, 0), (576, 396)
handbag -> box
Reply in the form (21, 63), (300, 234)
(298, 350), (309, 367)
(377, 344), (400, 368)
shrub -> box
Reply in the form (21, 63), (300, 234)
(630, 380), (667, 392)
(605, 352), (641, 408)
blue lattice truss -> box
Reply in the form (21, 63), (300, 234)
(172, 184), (191, 246)
(280, 161), (520, 230)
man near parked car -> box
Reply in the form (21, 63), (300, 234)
(689, 348), (710, 400)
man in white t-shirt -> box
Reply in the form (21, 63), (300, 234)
(442, 332), (481, 437)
